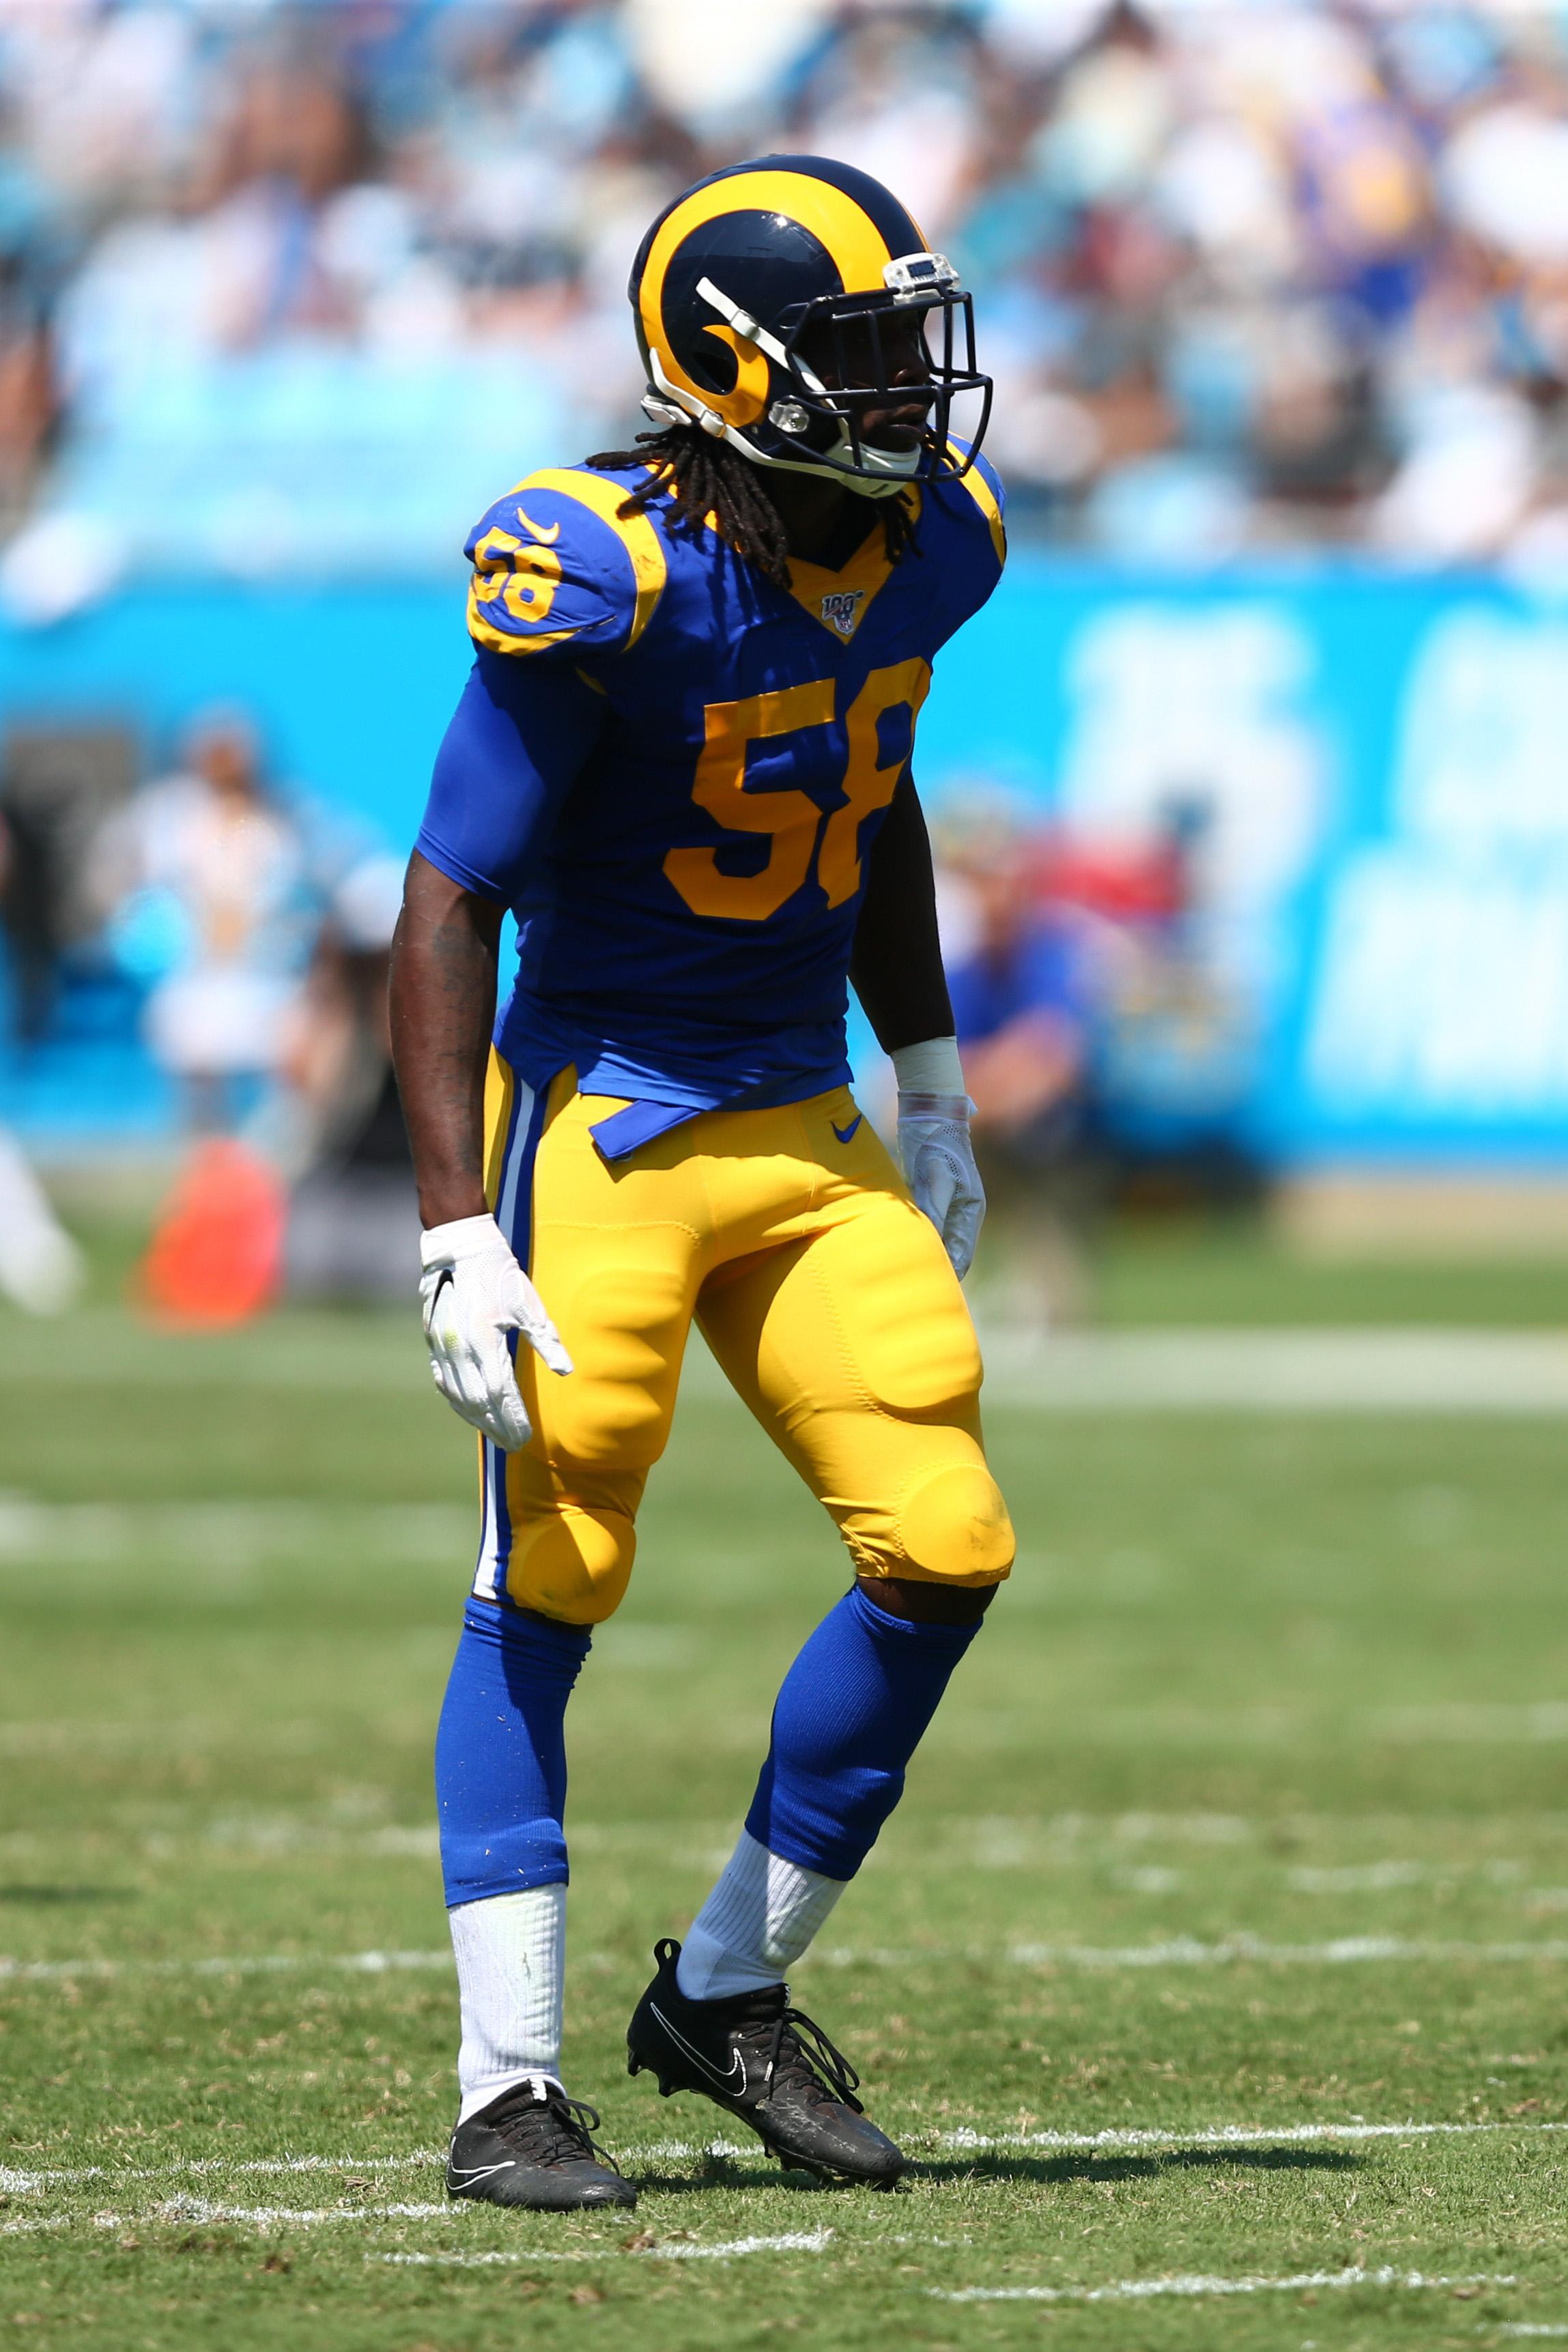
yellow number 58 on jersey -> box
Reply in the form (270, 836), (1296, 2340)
(664, 657), (932, 924)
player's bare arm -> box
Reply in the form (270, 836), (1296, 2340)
(392, 851), (571, 1453)
(390, 851), (499, 1226)
(405, 156), (1013, 2211)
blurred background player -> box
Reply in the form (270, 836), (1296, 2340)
(937, 793), (1100, 1331)
(280, 847), (419, 1305)
(934, 784), (1253, 1328)
(92, 707), (312, 1137)
(391, 156), (1014, 2212)
(0, 805), (84, 1313)
(83, 708), (411, 1322)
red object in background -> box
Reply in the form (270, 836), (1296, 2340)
(1027, 833), (1188, 922)
(134, 1139), (285, 1327)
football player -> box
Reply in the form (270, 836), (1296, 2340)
(390, 156), (1014, 2212)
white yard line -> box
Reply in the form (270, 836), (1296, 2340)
(805, 1934), (1568, 1969)
(93, 2199), (451, 2231)
(10, 2119), (1567, 2204)
(0, 2153), (445, 2193)
(19, 1931), (1565, 1986)
(14, 1323), (1568, 1413)
(0, 2142), (756, 2195)
(932, 2265), (1518, 2304)
(0, 1499), (470, 1570)
(1006, 1933), (1568, 1966)
(978, 1329), (1568, 1414)
(1, 1317), (419, 1395)
(373, 2250), (584, 2269)
(1369, 1703), (1568, 1744)
(0, 1949), (452, 1983)
(0, 1720), (330, 1759)
(941, 2119), (1568, 2151)
(67, 2198), (833, 2257)
(373, 2230), (835, 2268)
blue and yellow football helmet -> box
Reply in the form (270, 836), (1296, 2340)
(628, 154), (992, 497)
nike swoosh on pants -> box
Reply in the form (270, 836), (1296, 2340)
(832, 1115), (863, 1144)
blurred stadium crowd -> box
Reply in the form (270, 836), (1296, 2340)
(0, 0), (1563, 1322)
(0, 0), (1561, 585)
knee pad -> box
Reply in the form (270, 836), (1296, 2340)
(506, 1501), (636, 1624)
(896, 1460), (1014, 1586)
(502, 1456), (641, 1624)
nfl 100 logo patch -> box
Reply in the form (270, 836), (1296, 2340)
(820, 589), (866, 640)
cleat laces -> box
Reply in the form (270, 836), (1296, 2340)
(487, 2083), (618, 2172)
(752, 2004), (866, 2117)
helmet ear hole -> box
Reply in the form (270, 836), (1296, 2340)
(684, 338), (735, 401)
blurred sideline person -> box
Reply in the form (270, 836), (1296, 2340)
(390, 158), (1014, 2213)
(281, 852), (419, 1303)
(0, 810), (85, 1315)
(0, 1124), (83, 1314)
(937, 803), (1098, 1330)
(93, 709), (311, 1135)
(94, 712), (411, 1325)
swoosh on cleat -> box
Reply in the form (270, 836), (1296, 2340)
(447, 2161), (515, 2187)
(648, 2002), (746, 2096)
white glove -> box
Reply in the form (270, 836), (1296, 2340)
(898, 1092), (985, 1280)
(418, 1213), (571, 1452)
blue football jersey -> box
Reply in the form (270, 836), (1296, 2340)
(415, 452), (1006, 1152)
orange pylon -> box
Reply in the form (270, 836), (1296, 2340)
(134, 1138), (285, 1327)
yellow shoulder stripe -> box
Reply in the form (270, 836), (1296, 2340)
(468, 606), (582, 661)
(947, 446), (1006, 567)
(504, 466), (668, 649)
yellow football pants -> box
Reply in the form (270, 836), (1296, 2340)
(472, 1060), (1015, 1626)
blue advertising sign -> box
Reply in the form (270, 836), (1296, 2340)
(922, 563), (1568, 1169)
(0, 562), (1565, 1165)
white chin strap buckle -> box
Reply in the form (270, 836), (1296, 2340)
(646, 350), (726, 436)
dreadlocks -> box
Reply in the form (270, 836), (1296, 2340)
(584, 427), (916, 589)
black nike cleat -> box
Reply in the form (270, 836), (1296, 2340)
(446, 2075), (636, 2211)
(626, 1938), (905, 2187)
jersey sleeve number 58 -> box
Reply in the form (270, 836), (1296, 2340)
(664, 657), (932, 923)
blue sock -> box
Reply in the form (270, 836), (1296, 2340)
(744, 1583), (983, 1880)
(435, 1600), (592, 1906)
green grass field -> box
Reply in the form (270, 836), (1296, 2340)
(6, 1230), (1568, 2349)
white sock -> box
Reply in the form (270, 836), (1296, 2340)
(676, 1830), (848, 2001)
(449, 1885), (566, 2123)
